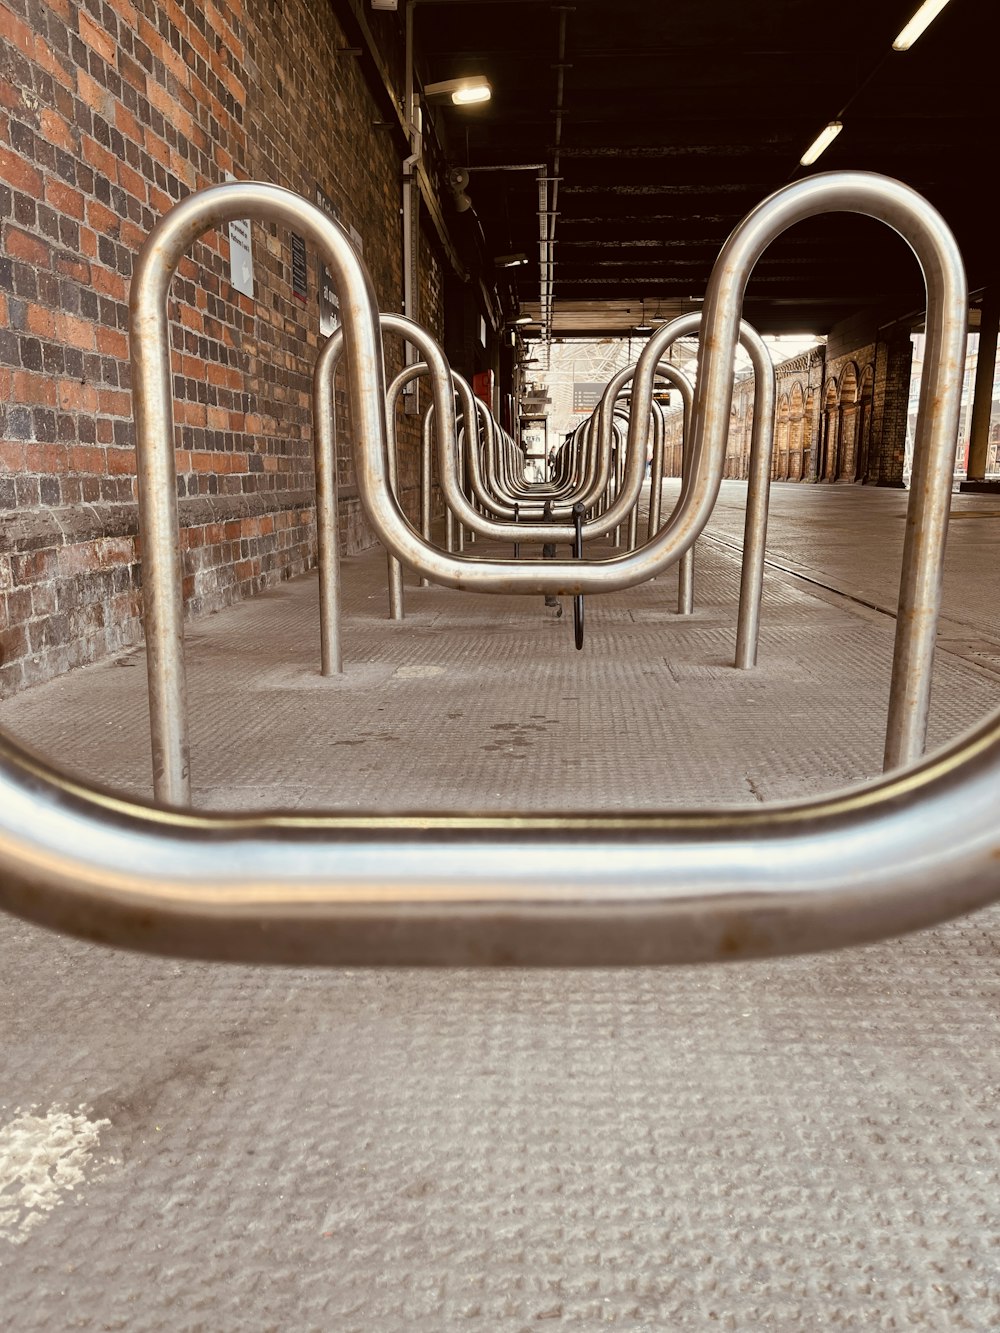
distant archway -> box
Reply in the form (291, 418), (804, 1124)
(803, 388), (815, 480)
(837, 363), (860, 480)
(788, 381), (805, 480)
(819, 377), (839, 480)
(854, 364), (875, 481)
(775, 394), (790, 480)
(727, 404), (741, 477)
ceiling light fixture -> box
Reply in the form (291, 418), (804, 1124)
(633, 298), (652, 335)
(513, 315), (533, 325)
(892, 0), (952, 50)
(799, 120), (843, 166)
(424, 76), (492, 106)
(495, 252), (529, 268)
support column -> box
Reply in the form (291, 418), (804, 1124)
(964, 286), (999, 483)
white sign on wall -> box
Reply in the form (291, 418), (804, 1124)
(225, 172), (254, 298)
(316, 184), (340, 336)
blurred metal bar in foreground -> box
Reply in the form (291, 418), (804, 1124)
(1, 714), (998, 966)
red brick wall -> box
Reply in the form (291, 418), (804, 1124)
(0, 0), (443, 695)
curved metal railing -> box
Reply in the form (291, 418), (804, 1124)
(32, 169), (979, 974)
(1, 705), (999, 965)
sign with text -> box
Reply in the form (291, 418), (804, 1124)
(572, 381), (603, 413)
(225, 172), (254, 298)
(316, 184), (340, 335)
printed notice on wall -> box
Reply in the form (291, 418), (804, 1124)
(573, 382), (603, 413)
(291, 233), (307, 303)
(225, 172), (254, 298)
(316, 184), (340, 335)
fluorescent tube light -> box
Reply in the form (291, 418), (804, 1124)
(799, 121), (843, 166)
(892, 0), (951, 50)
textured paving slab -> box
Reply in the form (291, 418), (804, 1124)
(0, 918), (997, 1331)
(1, 481), (999, 1329)
(3, 483), (1000, 810)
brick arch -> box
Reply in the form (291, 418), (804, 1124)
(788, 381), (805, 481)
(837, 362), (860, 480)
(803, 387), (816, 480)
(730, 402), (746, 482)
(774, 393), (791, 480)
(819, 377), (839, 481)
(854, 364), (875, 481)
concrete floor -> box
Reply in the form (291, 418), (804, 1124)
(1, 480), (999, 1329)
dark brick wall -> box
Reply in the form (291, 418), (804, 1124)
(871, 333), (912, 487)
(0, 0), (444, 696)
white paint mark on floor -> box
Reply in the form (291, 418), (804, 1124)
(0, 1107), (114, 1244)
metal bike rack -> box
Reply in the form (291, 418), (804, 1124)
(367, 315), (775, 643)
(2, 705), (999, 965)
(129, 174), (965, 799)
(130, 180), (388, 806)
(335, 173), (964, 774)
(364, 322), (652, 549)
(644, 370), (695, 610)
(623, 325), (775, 623)
(0, 170), (985, 968)
(129, 172), (963, 827)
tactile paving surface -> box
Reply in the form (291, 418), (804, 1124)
(1, 481), (998, 1329)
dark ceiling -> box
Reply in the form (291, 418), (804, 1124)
(415, 0), (992, 338)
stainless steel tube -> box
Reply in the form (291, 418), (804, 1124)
(640, 365), (694, 603)
(1, 710), (999, 965)
(339, 174), (962, 775)
(130, 179), (390, 806)
(420, 406), (433, 586)
(382, 324), (649, 546)
(474, 393), (597, 518)
(646, 395), (668, 541)
(312, 332), (343, 677)
(730, 324), (776, 651)
(642, 336), (774, 633)
(383, 359), (406, 622)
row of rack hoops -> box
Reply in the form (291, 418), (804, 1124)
(2, 168), (999, 967)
